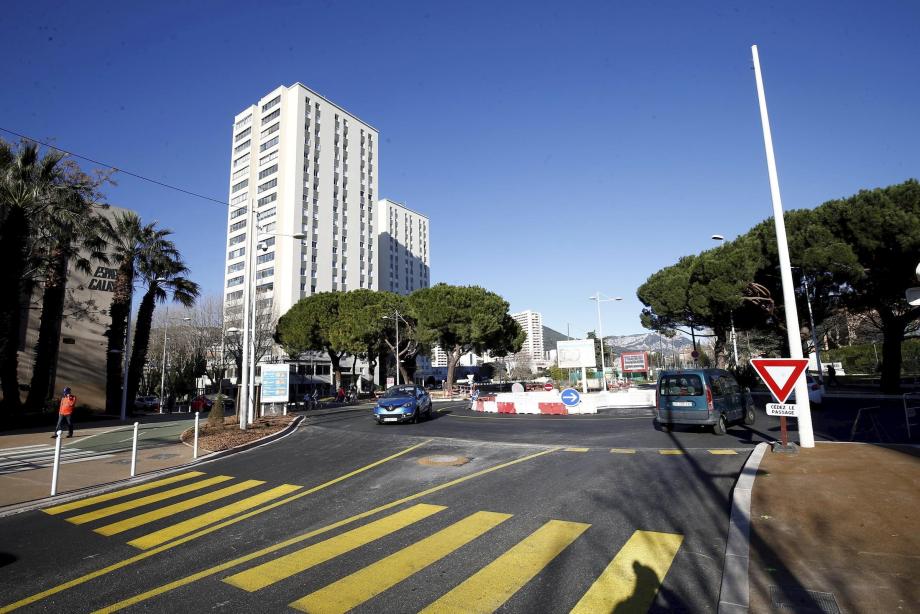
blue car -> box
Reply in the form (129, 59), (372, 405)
(655, 369), (756, 435)
(374, 385), (432, 424)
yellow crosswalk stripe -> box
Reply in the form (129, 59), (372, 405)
(94, 480), (265, 537)
(223, 503), (447, 592)
(128, 484), (303, 550)
(658, 449), (684, 455)
(610, 448), (637, 454)
(708, 449), (738, 455)
(564, 447), (590, 453)
(65, 475), (234, 525)
(420, 519), (589, 614)
(290, 511), (512, 614)
(43, 472), (205, 516)
(570, 530), (683, 613)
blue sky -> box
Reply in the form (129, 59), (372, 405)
(2, 0), (918, 338)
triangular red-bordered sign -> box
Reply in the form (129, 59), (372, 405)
(750, 358), (809, 404)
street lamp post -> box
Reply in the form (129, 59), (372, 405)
(382, 310), (409, 386)
(752, 44), (814, 448)
(238, 203), (304, 429)
(711, 235), (740, 366)
(588, 294), (622, 391)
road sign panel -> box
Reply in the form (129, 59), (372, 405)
(543, 382), (554, 391)
(751, 358), (809, 404)
(766, 403), (798, 416)
(560, 388), (581, 407)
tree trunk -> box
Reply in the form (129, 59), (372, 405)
(712, 326), (728, 369)
(0, 208), (29, 413)
(879, 311), (905, 394)
(327, 349), (342, 388)
(126, 285), (158, 408)
(27, 245), (71, 410)
(105, 263), (134, 415)
(445, 346), (462, 392)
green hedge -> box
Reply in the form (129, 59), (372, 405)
(822, 338), (920, 375)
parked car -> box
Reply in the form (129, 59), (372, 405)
(788, 374), (825, 406)
(189, 394), (236, 413)
(373, 385), (432, 424)
(655, 369), (756, 435)
(134, 396), (160, 411)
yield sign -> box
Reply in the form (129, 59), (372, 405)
(750, 358), (809, 404)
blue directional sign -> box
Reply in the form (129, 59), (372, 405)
(560, 388), (581, 407)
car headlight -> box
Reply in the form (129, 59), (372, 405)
(402, 402), (414, 408)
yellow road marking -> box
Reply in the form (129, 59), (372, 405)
(564, 447), (590, 453)
(570, 530), (683, 613)
(419, 519), (589, 614)
(89, 446), (556, 614)
(95, 480), (264, 537)
(66, 476), (234, 525)
(128, 484), (302, 550)
(0, 440), (433, 613)
(224, 503), (446, 592)
(43, 472), (205, 515)
(290, 511), (512, 614)
(708, 449), (738, 455)
(658, 450), (685, 455)
(610, 448), (637, 454)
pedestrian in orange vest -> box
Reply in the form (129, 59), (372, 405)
(52, 387), (76, 438)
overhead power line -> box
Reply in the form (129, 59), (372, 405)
(0, 127), (229, 207)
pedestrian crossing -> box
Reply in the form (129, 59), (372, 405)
(0, 443), (114, 475)
(42, 471), (685, 612)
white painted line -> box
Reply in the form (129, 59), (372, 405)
(717, 442), (767, 614)
(0, 444), (50, 453)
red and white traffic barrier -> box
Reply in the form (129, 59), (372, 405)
(471, 388), (654, 415)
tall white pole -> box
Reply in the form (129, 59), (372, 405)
(50, 431), (63, 496)
(193, 412), (199, 459)
(730, 312), (739, 365)
(802, 275), (825, 385)
(752, 44), (814, 448)
(239, 205), (255, 430)
(120, 287), (133, 421)
(594, 293), (607, 391)
(159, 305), (169, 414)
(247, 230), (259, 425)
(130, 421), (139, 477)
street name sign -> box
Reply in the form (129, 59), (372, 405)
(751, 358), (809, 404)
(766, 403), (798, 416)
(560, 388), (581, 407)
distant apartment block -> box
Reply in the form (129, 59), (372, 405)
(511, 310), (545, 364)
(376, 199), (430, 294)
(223, 83), (379, 330)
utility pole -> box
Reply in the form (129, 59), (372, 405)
(752, 44), (814, 448)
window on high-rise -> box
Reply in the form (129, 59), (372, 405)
(260, 136), (279, 152)
(262, 109), (280, 124)
(262, 95), (281, 112)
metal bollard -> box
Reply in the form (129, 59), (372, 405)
(193, 411), (200, 459)
(50, 431), (63, 496)
(130, 421), (139, 477)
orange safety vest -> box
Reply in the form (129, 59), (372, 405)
(59, 394), (76, 416)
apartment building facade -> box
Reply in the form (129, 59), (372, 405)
(511, 310), (545, 366)
(376, 199), (430, 294)
(223, 83), (379, 331)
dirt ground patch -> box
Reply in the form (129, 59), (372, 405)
(180, 415), (295, 452)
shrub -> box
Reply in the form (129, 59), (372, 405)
(208, 395), (225, 428)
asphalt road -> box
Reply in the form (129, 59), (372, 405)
(0, 401), (772, 613)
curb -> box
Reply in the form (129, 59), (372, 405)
(0, 415), (304, 519)
(717, 441), (768, 614)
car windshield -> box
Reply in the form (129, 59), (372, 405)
(382, 386), (417, 398)
(660, 375), (704, 396)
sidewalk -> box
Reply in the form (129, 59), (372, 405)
(748, 442), (919, 612)
(0, 417), (196, 507)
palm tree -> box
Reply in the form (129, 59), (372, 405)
(26, 164), (112, 411)
(0, 140), (66, 412)
(126, 251), (200, 408)
(103, 212), (176, 415)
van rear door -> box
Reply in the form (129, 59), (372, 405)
(658, 374), (707, 421)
